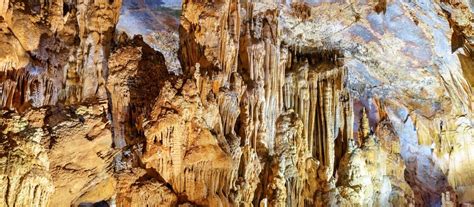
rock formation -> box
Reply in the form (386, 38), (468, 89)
(0, 0), (473, 206)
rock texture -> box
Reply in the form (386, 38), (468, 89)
(0, 0), (473, 206)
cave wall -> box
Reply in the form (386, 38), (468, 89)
(0, 0), (473, 206)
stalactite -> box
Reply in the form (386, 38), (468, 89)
(359, 107), (370, 139)
(2, 0), (473, 206)
(283, 49), (352, 175)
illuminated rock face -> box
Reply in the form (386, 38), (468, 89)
(0, 0), (473, 206)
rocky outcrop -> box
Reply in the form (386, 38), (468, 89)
(116, 169), (178, 207)
(0, 103), (115, 207)
(46, 104), (115, 206)
(140, 78), (238, 206)
(0, 0), (473, 206)
(0, 109), (53, 207)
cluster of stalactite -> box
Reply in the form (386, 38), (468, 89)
(0, 0), (121, 110)
(174, 0), (416, 205)
(0, 1), (121, 206)
(282, 49), (352, 177)
(0, 0), (473, 206)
